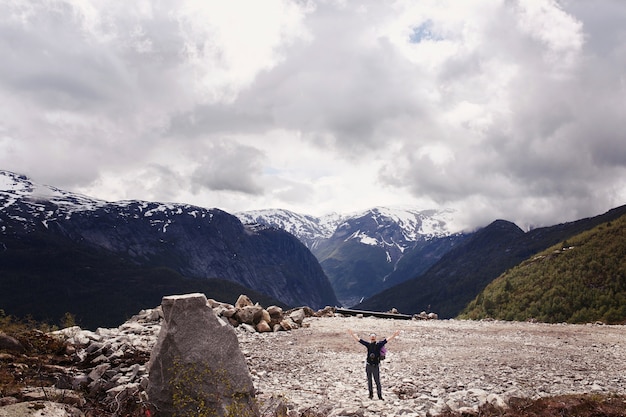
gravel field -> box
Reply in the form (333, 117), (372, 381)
(238, 315), (626, 416)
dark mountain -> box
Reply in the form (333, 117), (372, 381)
(460, 212), (626, 323)
(379, 234), (469, 291)
(0, 227), (288, 329)
(237, 207), (466, 306)
(0, 171), (338, 328)
(356, 205), (626, 318)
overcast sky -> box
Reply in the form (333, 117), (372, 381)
(1, 0), (625, 231)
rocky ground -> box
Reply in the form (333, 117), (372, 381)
(239, 315), (626, 416)
(2, 308), (626, 416)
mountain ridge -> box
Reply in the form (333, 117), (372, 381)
(236, 206), (466, 306)
(0, 170), (338, 327)
(6, 169), (626, 327)
(356, 205), (626, 318)
(236, 206), (460, 250)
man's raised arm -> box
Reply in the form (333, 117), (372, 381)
(386, 330), (401, 342)
(348, 329), (360, 342)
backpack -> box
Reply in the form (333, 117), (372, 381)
(380, 345), (387, 360)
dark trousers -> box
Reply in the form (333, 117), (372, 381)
(365, 363), (382, 398)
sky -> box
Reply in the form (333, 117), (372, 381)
(1, 0), (625, 232)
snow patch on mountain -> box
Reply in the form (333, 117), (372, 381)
(348, 230), (378, 246)
(0, 170), (217, 232)
(237, 206), (458, 251)
(236, 209), (339, 237)
(235, 208), (350, 248)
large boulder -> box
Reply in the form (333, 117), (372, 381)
(146, 293), (258, 417)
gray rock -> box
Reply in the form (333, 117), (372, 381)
(20, 387), (85, 407)
(0, 401), (84, 417)
(280, 319), (294, 331)
(261, 309), (271, 324)
(0, 331), (24, 353)
(146, 293), (258, 417)
(236, 305), (264, 325)
(88, 363), (110, 381)
(240, 323), (257, 333)
(221, 307), (237, 319)
(288, 309), (306, 326)
(255, 320), (272, 333)
(0, 397), (18, 406)
(266, 305), (283, 318)
(235, 294), (254, 309)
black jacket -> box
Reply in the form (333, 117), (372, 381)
(359, 339), (387, 365)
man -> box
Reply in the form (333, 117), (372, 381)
(348, 328), (401, 400)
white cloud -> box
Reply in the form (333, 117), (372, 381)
(191, 139), (266, 195)
(1, 0), (625, 230)
(514, 0), (584, 73)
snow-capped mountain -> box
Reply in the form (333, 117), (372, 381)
(1, 168), (462, 314)
(0, 170), (338, 327)
(236, 206), (457, 252)
(235, 209), (343, 249)
(236, 206), (466, 307)
(1, 171), (109, 222)
(330, 206), (456, 249)
(1, 170), (213, 233)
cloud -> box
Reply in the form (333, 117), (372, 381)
(1, 0), (625, 230)
(191, 140), (266, 195)
(374, 0), (626, 228)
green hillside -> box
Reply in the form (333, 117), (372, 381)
(459, 214), (626, 324)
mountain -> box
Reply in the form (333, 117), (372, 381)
(355, 205), (626, 318)
(237, 207), (467, 306)
(0, 170), (338, 328)
(235, 209), (343, 249)
(459, 213), (626, 323)
(0, 228), (288, 329)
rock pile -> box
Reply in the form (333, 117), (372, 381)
(0, 294), (333, 416)
(52, 307), (161, 414)
(0, 308), (159, 416)
(209, 294), (333, 332)
(413, 311), (439, 320)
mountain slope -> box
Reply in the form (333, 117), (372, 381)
(459, 213), (626, 323)
(0, 227), (288, 329)
(380, 235), (469, 289)
(235, 208), (343, 249)
(237, 207), (464, 306)
(0, 170), (338, 326)
(356, 204), (626, 318)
